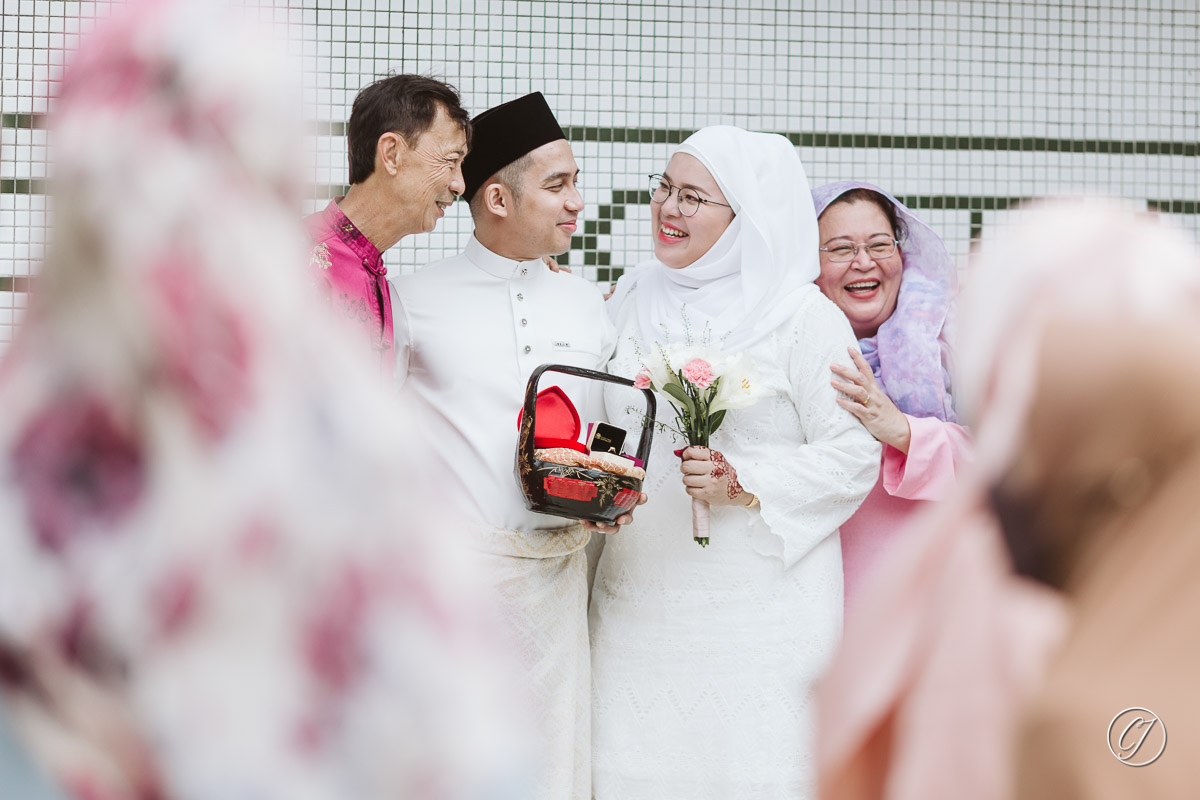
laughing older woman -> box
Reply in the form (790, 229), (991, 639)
(811, 182), (972, 608)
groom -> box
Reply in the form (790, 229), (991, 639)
(391, 92), (641, 800)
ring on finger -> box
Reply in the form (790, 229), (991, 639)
(860, 389), (870, 407)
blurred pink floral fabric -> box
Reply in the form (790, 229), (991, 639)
(0, 2), (529, 799)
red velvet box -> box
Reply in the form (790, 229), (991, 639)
(519, 385), (588, 453)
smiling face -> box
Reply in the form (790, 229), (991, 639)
(501, 139), (584, 259)
(392, 104), (468, 235)
(816, 198), (904, 338)
(651, 153), (735, 269)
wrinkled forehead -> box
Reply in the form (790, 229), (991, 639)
(416, 105), (469, 150)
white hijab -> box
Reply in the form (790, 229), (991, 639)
(607, 126), (821, 352)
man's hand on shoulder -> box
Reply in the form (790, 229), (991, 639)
(544, 255), (571, 274)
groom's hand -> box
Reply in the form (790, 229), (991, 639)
(583, 492), (648, 534)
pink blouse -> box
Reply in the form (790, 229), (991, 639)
(839, 414), (971, 608)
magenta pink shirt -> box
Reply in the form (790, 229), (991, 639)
(839, 414), (971, 608)
(303, 199), (393, 378)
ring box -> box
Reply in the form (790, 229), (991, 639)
(585, 422), (627, 455)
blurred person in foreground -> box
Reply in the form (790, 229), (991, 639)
(980, 200), (1200, 797)
(0, 2), (528, 798)
(304, 73), (470, 379)
(812, 182), (971, 609)
(392, 92), (636, 800)
(818, 197), (1200, 799)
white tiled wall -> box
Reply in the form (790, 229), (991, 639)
(3, 0), (1198, 351)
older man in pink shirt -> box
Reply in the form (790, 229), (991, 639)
(304, 75), (470, 378)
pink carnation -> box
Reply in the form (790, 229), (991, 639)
(633, 367), (653, 390)
(681, 358), (715, 389)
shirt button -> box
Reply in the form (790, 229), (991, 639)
(521, 268), (528, 276)
(524, 345), (532, 354)
(516, 293), (524, 301)
(521, 318), (528, 326)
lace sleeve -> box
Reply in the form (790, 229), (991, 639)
(736, 293), (882, 569)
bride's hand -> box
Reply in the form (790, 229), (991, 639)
(679, 446), (756, 508)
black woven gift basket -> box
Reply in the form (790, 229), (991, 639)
(515, 364), (656, 524)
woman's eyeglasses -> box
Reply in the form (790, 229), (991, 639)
(647, 174), (733, 217)
(819, 236), (899, 262)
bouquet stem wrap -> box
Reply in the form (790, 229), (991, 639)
(691, 497), (710, 547)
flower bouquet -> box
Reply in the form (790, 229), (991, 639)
(634, 342), (769, 546)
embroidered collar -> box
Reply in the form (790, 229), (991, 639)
(464, 235), (541, 281)
(325, 198), (385, 277)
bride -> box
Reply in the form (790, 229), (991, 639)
(589, 126), (880, 798)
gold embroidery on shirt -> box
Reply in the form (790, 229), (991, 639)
(309, 242), (332, 270)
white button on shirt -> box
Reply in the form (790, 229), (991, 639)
(391, 236), (616, 532)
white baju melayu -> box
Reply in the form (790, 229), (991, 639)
(391, 235), (614, 800)
(590, 128), (881, 799)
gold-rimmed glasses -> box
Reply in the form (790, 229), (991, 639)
(819, 236), (899, 262)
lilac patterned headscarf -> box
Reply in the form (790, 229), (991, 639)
(812, 181), (958, 423)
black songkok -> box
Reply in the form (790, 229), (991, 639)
(461, 92), (567, 202)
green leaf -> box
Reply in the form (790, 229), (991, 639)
(663, 382), (696, 418)
(663, 381), (689, 404)
(708, 408), (727, 433)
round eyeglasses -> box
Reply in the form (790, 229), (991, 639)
(819, 236), (899, 263)
(647, 174), (733, 217)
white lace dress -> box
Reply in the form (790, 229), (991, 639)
(589, 286), (881, 799)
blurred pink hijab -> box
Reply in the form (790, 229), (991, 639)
(818, 197), (1200, 800)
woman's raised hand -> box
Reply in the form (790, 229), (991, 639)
(543, 255), (570, 273)
(679, 446), (757, 508)
(831, 345), (912, 453)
